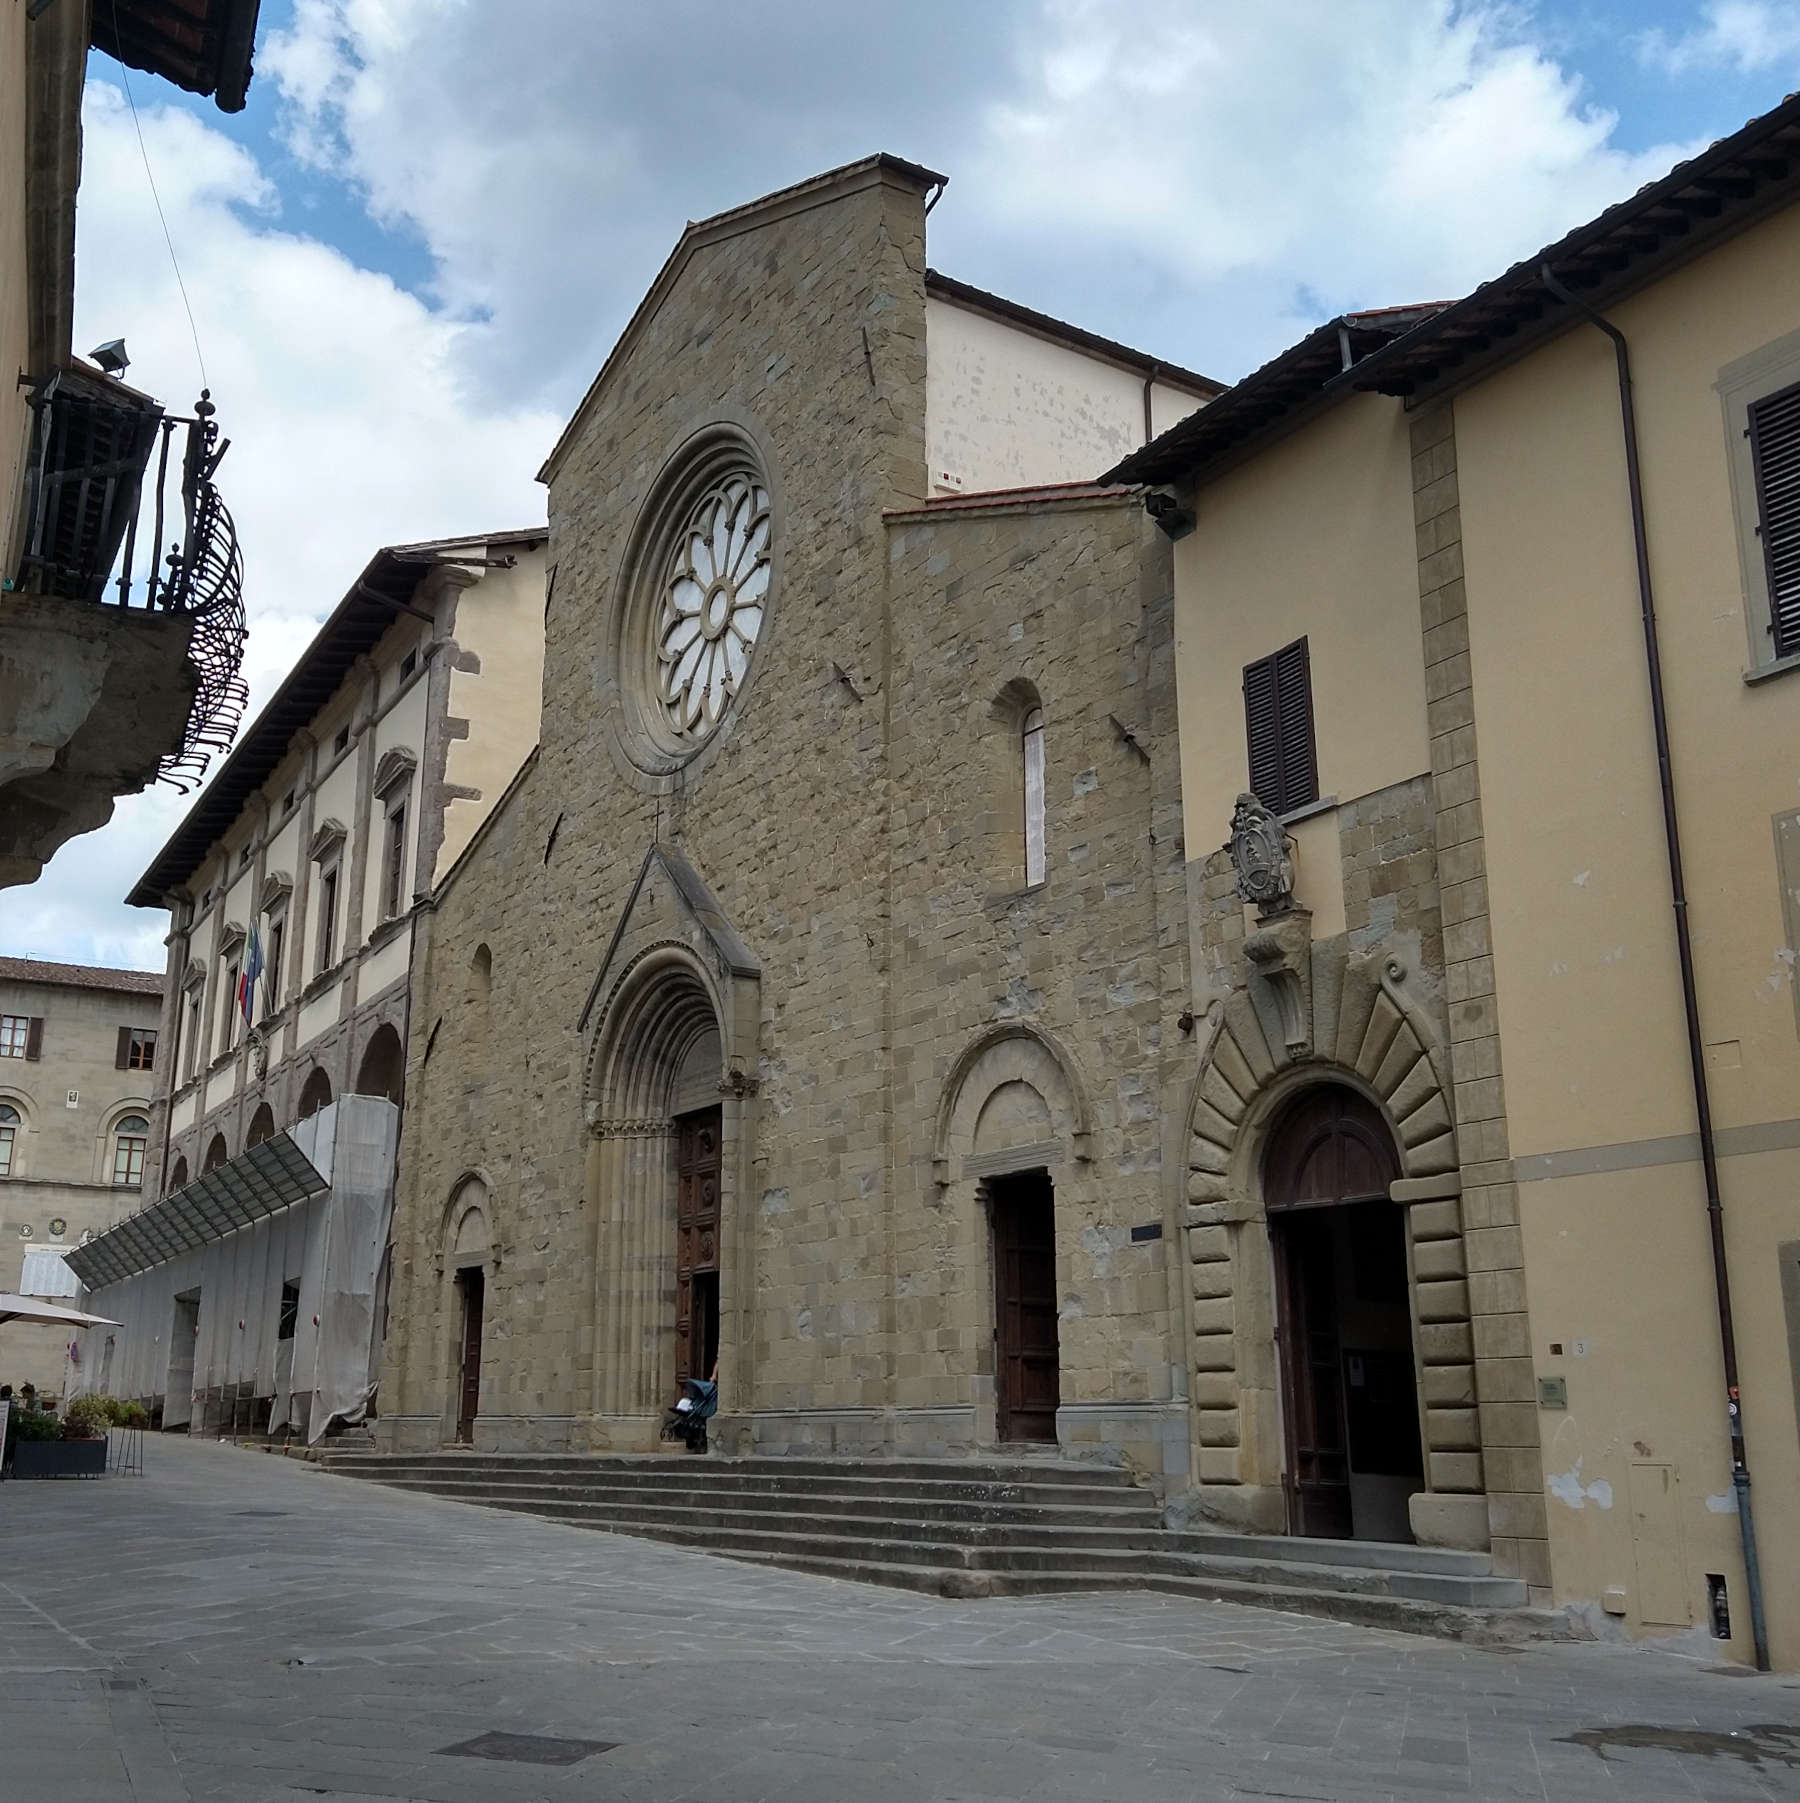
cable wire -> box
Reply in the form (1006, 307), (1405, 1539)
(108, 0), (209, 392)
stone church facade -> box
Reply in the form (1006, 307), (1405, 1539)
(376, 156), (1211, 1479)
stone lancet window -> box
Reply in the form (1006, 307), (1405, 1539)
(1023, 706), (1046, 887)
(1243, 636), (1318, 817)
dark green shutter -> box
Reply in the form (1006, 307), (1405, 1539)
(1750, 377), (1800, 659)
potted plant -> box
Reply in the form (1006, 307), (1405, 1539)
(12, 1396), (108, 1478)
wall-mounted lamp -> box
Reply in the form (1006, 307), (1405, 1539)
(88, 339), (130, 377)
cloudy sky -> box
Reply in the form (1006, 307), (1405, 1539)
(6, 0), (1799, 971)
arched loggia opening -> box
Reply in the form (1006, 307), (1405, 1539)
(354, 1024), (405, 1106)
(585, 950), (724, 1433)
(298, 1066), (333, 1119)
(1263, 1084), (1422, 1542)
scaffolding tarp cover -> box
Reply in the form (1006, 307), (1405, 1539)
(68, 1099), (397, 1444)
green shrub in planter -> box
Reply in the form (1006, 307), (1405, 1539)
(14, 1409), (62, 1442)
(61, 1395), (110, 1441)
(113, 1400), (149, 1429)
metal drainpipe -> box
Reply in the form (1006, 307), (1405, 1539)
(1539, 264), (1770, 1670)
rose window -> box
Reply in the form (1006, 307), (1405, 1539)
(655, 473), (771, 741)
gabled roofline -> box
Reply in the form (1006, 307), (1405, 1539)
(537, 154), (946, 487)
(1110, 88), (1800, 489)
(1103, 307), (1444, 489)
(1344, 90), (1800, 402)
(924, 270), (1226, 398)
(127, 528), (544, 908)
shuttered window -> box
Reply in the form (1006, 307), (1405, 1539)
(1243, 638), (1318, 816)
(1750, 376), (1800, 659)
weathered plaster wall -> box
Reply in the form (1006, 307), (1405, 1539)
(925, 297), (1206, 496)
(437, 546), (547, 883)
(1454, 200), (1800, 1666)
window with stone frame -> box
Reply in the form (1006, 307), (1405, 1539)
(265, 911), (287, 1013)
(0, 1102), (19, 1177)
(117, 1027), (157, 1071)
(1722, 329), (1800, 675)
(219, 956), (241, 1053)
(0, 1015), (41, 1059)
(382, 797), (409, 920)
(316, 859), (341, 970)
(183, 986), (204, 1080)
(111, 1115), (149, 1186)
(1749, 377), (1800, 660)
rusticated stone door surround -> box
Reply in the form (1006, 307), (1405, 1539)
(1184, 935), (1488, 1545)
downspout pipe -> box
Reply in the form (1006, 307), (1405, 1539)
(1540, 264), (1770, 1670)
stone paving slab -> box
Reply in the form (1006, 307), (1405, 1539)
(0, 1438), (1796, 1800)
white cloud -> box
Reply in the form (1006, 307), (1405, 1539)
(11, 4), (1741, 961)
(1640, 2), (1800, 78)
(2, 81), (556, 969)
(257, 1), (1699, 393)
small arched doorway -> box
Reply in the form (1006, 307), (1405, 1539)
(1264, 1085), (1422, 1542)
(354, 1024), (405, 1105)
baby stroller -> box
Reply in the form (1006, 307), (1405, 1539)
(660, 1377), (718, 1453)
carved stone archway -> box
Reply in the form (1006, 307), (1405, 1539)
(1184, 938), (1485, 1546)
(934, 1024), (1095, 1451)
(578, 847), (760, 1450)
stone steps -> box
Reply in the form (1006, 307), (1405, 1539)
(319, 1450), (1541, 1639)
(352, 1475), (1160, 1530)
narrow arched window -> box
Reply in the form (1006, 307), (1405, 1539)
(0, 1103), (19, 1179)
(113, 1115), (150, 1187)
(1022, 706), (1046, 887)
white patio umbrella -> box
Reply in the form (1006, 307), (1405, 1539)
(0, 1294), (121, 1329)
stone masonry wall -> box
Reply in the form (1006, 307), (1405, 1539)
(379, 166), (1192, 1470)
(1410, 400), (1551, 1597)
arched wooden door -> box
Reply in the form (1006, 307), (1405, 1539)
(1264, 1086), (1420, 1540)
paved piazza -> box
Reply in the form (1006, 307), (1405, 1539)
(3, 1441), (1797, 1802)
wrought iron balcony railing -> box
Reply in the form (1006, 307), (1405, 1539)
(11, 369), (249, 789)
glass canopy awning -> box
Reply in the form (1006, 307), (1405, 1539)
(65, 1131), (328, 1291)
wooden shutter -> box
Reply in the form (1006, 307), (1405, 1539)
(1243, 637), (1318, 814)
(1750, 377), (1800, 658)
(1244, 655), (1282, 808)
(115, 1025), (132, 1069)
(24, 1017), (43, 1060)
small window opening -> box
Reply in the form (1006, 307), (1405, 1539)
(383, 803), (408, 920)
(1023, 706), (1046, 887)
(333, 726), (350, 755)
(317, 864), (340, 971)
(277, 1280), (300, 1342)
